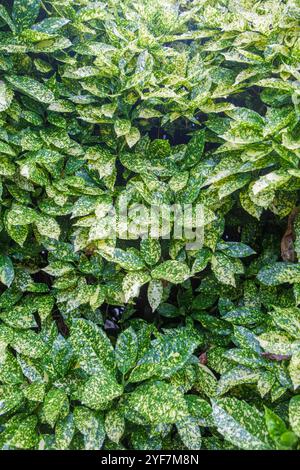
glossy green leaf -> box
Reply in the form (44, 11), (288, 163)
(43, 388), (69, 428)
(125, 381), (188, 425)
(5, 75), (54, 103)
(115, 327), (138, 375)
(12, 0), (40, 31)
(0, 255), (14, 287)
(105, 409), (125, 444)
(289, 396), (300, 438)
(151, 261), (190, 284)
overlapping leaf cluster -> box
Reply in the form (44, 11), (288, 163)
(0, 0), (299, 450)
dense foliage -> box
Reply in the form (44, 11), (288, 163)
(0, 0), (299, 451)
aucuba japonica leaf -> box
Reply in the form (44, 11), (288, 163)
(0, 0), (299, 451)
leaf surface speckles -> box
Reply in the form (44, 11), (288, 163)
(5, 75), (54, 103)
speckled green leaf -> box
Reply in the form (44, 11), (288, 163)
(191, 247), (211, 274)
(125, 127), (140, 148)
(112, 248), (145, 271)
(222, 307), (264, 326)
(257, 263), (300, 286)
(10, 329), (47, 358)
(182, 130), (205, 169)
(176, 416), (202, 450)
(257, 331), (294, 356)
(73, 407), (105, 450)
(12, 0), (40, 31)
(212, 398), (273, 450)
(0, 80), (13, 112)
(194, 364), (218, 398)
(289, 396), (300, 438)
(5, 221), (28, 247)
(240, 188), (263, 219)
(55, 414), (75, 450)
(0, 305), (37, 329)
(6, 205), (37, 226)
(185, 395), (213, 427)
(0, 0), (299, 452)
(8, 416), (38, 449)
(5, 74), (54, 103)
(23, 383), (45, 402)
(140, 238), (161, 266)
(0, 386), (24, 416)
(129, 329), (199, 383)
(43, 387), (69, 428)
(289, 351), (300, 390)
(122, 271), (150, 303)
(81, 370), (123, 410)
(252, 171), (290, 195)
(73, 406), (97, 437)
(105, 409), (125, 444)
(125, 381), (188, 425)
(131, 428), (162, 451)
(70, 319), (115, 374)
(0, 351), (23, 385)
(264, 407), (287, 446)
(114, 119), (131, 137)
(271, 307), (300, 338)
(217, 366), (259, 395)
(0, 255), (14, 287)
(169, 171), (189, 192)
(151, 260), (190, 284)
(35, 214), (61, 240)
(0, 6), (15, 33)
(211, 252), (236, 287)
(147, 279), (163, 312)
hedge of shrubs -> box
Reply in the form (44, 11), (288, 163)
(0, 0), (299, 450)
